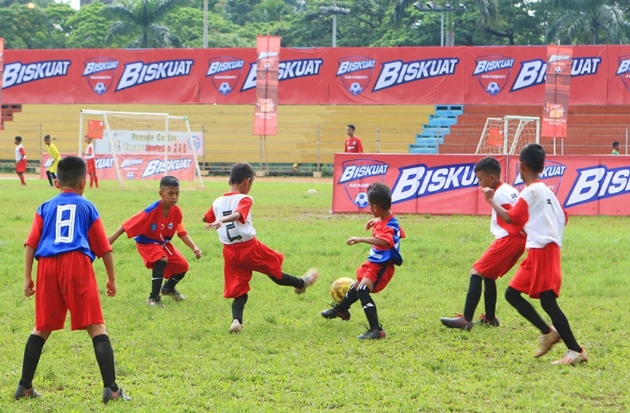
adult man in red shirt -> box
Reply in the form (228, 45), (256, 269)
(344, 124), (364, 153)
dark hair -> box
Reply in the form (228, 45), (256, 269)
(474, 156), (501, 177)
(15, 136), (22, 143)
(160, 175), (179, 188)
(613, 141), (620, 147)
(347, 124), (355, 131)
(57, 156), (86, 187)
(44, 134), (51, 141)
(367, 182), (392, 210)
(229, 162), (255, 185)
(519, 143), (545, 173)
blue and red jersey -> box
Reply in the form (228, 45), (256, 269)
(367, 215), (405, 266)
(25, 191), (111, 262)
(122, 200), (187, 245)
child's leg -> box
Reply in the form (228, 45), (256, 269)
(482, 277), (497, 321)
(17, 172), (26, 185)
(539, 291), (581, 352)
(269, 272), (303, 288)
(87, 324), (118, 391)
(18, 331), (50, 389)
(336, 284), (359, 312)
(92, 173), (99, 188)
(89, 173), (94, 187)
(162, 272), (186, 291)
(150, 259), (168, 299)
(356, 283), (381, 331)
(46, 171), (54, 186)
(232, 294), (248, 324)
(505, 287), (550, 334)
(462, 274), (483, 321)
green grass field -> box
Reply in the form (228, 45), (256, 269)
(0, 176), (628, 412)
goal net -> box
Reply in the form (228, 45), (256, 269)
(476, 116), (540, 155)
(78, 110), (204, 188)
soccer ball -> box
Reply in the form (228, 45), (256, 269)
(218, 82), (232, 95)
(486, 82), (500, 95)
(354, 192), (369, 208)
(94, 82), (107, 95)
(126, 171), (134, 180)
(349, 82), (363, 95)
(330, 277), (354, 303)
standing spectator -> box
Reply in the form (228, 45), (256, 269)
(44, 135), (61, 187)
(344, 124), (364, 153)
(612, 141), (620, 155)
(15, 136), (27, 186)
(84, 136), (99, 188)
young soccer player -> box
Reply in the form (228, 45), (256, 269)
(483, 144), (587, 365)
(15, 156), (130, 404)
(108, 176), (202, 307)
(440, 157), (526, 331)
(612, 141), (620, 155)
(44, 135), (61, 187)
(320, 182), (405, 340)
(14, 136), (27, 186)
(84, 136), (99, 188)
(203, 162), (318, 333)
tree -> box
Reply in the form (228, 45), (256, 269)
(545, 0), (629, 44)
(104, 0), (185, 48)
(65, 2), (111, 48)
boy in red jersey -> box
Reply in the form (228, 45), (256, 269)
(344, 124), (364, 153)
(484, 144), (587, 365)
(84, 136), (99, 188)
(14, 136), (27, 185)
(108, 176), (202, 307)
(321, 183), (405, 340)
(203, 162), (318, 333)
(15, 156), (130, 404)
(440, 157), (526, 330)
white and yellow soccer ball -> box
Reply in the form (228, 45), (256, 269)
(330, 277), (354, 303)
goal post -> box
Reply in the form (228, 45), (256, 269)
(476, 116), (540, 155)
(78, 110), (204, 188)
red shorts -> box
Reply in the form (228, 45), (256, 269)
(16, 159), (27, 173)
(35, 251), (104, 331)
(136, 242), (189, 278)
(473, 233), (526, 280)
(222, 238), (284, 298)
(87, 158), (96, 174)
(356, 261), (395, 294)
(509, 243), (562, 299)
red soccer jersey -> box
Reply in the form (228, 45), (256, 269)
(344, 136), (364, 153)
(123, 200), (187, 244)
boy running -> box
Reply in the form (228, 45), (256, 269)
(15, 156), (130, 404)
(203, 162), (318, 333)
(483, 144), (587, 365)
(108, 176), (202, 307)
(440, 157), (526, 330)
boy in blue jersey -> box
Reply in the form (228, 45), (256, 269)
(15, 156), (130, 404)
(108, 176), (202, 307)
(321, 183), (405, 339)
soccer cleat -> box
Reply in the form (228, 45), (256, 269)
(14, 385), (41, 400)
(357, 327), (386, 340)
(229, 319), (243, 333)
(102, 387), (131, 404)
(161, 286), (186, 301)
(534, 325), (561, 358)
(440, 314), (474, 331)
(477, 314), (500, 327)
(551, 346), (588, 366)
(147, 295), (165, 308)
(294, 268), (319, 294)
(320, 307), (351, 321)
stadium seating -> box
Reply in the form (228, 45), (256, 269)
(409, 105), (462, 154)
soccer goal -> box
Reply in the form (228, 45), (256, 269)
(78, 110), (204, 188)
(476, 116), (540, 155)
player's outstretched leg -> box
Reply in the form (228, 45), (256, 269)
(294, 268), (318, 294)
(539, 291), (587, 365)
(321, 284), (357, 321)
(440, 274), (481, 331)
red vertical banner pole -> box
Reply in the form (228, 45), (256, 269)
(541, 45), (573, 140)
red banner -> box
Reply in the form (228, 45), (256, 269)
(0, 38), (4, 132)
(541, 46), (572, 138)
(253, 36), (280, 136)
(86, 119), (104, 139)
(333, 153), (630, 216)
(2, 46), (629, 105)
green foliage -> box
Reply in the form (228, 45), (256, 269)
(0, 178), (629, 411)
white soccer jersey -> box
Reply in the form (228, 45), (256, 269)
(513, 181), (566, 249)
(85, 143), (95, 160)
(212, 193), (256, 244)
(15, 144), (26, 162)
(490, 182), (519, 239)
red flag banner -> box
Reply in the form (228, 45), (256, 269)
(253, 36), (281, 136)
(541, 45), (573, 138)
(0, 38), (4, 132)
(86, 119), (104, 139)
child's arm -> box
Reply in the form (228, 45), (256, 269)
(347, 236), (389, 247)
(101, 251), (117, 297)
(206, 211), (241, 230)
(107, 226), (125, 245)
(24, 246), (36, 297)
(482, 187), (512, 223)
(179, 234), (202, 259)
